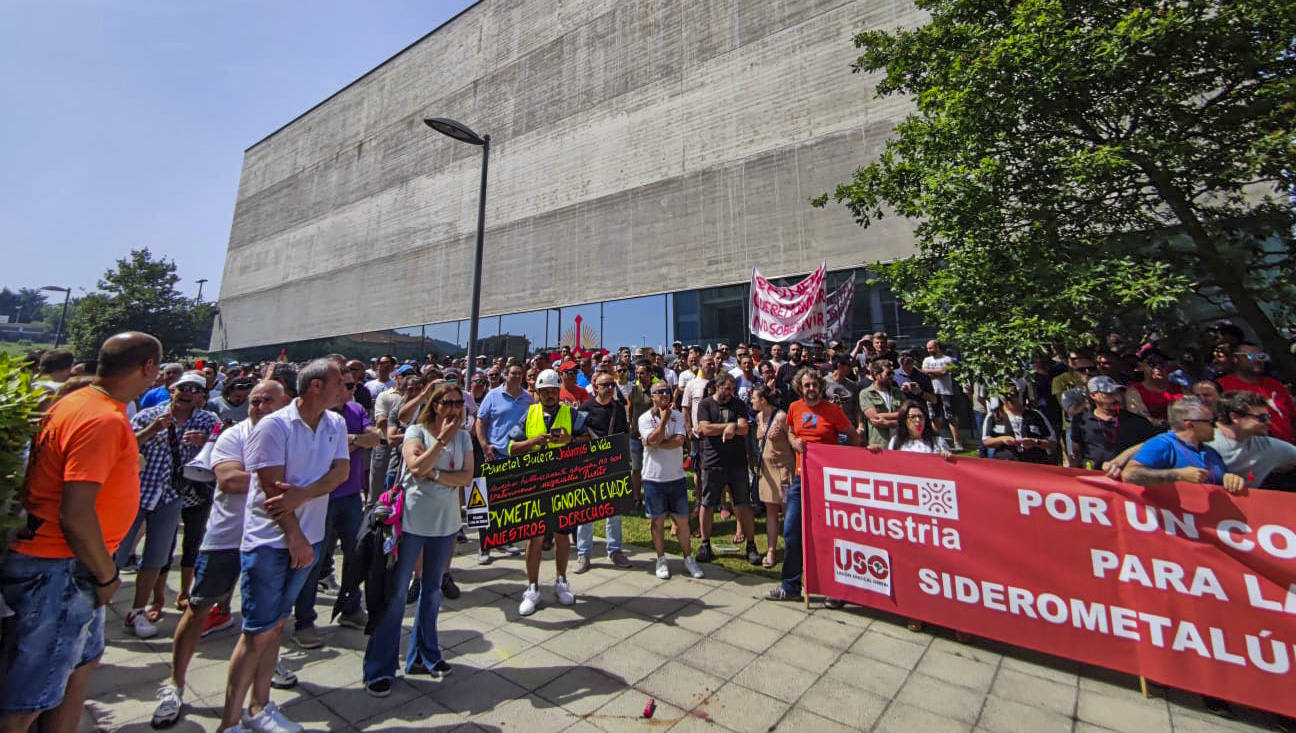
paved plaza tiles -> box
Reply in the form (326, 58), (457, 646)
(81, 544), (1281, 732)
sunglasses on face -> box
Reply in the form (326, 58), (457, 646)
(652, 390), (672, 396)
(1237, 411), (1271, 423)
(248, 398), (274, 406)
(1242, 352), (1269, 361)
(1145, 361), (1166, 368)
(596, 382), (616, 389)
(1075, 366), (1096, 373)
(177, 385), (206, 394)
(342, 382), (357, 390)
(438, 399), (465, 407)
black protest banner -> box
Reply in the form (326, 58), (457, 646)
(478, 433), (634, 549)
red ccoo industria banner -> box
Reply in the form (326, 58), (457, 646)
(803, 444), (1296, 718)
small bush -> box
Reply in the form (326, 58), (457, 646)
(0, 355), (46, 546)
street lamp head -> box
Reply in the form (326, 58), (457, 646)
(424, 117), (485, 146)
(40, 285), (70, 293)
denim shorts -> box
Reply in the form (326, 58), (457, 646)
(239, 543), (320, 634)
(643, 478), (690, 519)
(0, 553), (106, 714)
(188, 549), (240, 608)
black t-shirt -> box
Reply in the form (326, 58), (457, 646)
(579, 397), (628, 438)
(1070, 409), (1158, 468)
(696, 396), (748, 469)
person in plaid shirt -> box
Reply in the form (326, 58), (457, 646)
(115, 372), (219, 638)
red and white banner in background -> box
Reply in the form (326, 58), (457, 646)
(750, 264), (828, 342)
(824, 275), (854, 340)
(803, 444), (1296, 718)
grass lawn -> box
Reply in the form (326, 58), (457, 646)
(0, 341), (54, 359)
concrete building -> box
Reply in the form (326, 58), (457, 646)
(212, 0), (930, 357)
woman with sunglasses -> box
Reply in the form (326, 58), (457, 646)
(1130, 348), (1181, 428)
(363, 382), (473, 696)
(981, 380), (1058, 464)
(869, 400), (954, 633)
(750, 385), (793, 568)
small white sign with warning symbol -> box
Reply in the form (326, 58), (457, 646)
(466, 477), (490, 529)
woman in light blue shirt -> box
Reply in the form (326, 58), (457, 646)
(363, 383), (474, 696)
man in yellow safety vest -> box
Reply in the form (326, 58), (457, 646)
(507, 368), (589, 616)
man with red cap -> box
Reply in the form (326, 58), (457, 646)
(557, 360), (590, 408)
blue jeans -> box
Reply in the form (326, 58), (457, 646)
(113, 496), (183, 570)
(295, 493), (363, 628)
(362, 532), (456, 683)
(779, 476), (803, 594)
(240, 542), (321, 634)
(0, 554), (105, 714)
(576, 516), (622, 558)
(973, 410), (990, 458)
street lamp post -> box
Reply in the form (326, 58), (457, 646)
(424, 117), (489, 374)
(195, 278), (208, 303)
(40, 286), (72, 348)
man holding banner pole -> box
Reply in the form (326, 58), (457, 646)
(765, 367), (858, 603)
(507, 369), (588, 616)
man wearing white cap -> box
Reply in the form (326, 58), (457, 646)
(507, 369), (589, 616)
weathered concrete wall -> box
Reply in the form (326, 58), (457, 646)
(213, 0), (924, 350)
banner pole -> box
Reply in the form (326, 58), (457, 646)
(1139, 676), (1149, 698)
(800, 461), (810, 612)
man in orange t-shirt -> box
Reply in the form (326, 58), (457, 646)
(557, 360), (590, 408)
(767, 366), (859, 602)
(1, 332), (160, 732)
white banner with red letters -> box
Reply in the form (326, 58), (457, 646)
(750, 264), (828, 342)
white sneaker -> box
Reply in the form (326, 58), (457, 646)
(271, 658), (297, 689)
(502, 543), (522, 556)
(554, 577), (575, 606)
(243, 700), (303, 733)
(684, 555), (704, 579)
(126, 609), (158, 639)
(519, 585), (541, 616)
(222, 725), (252, 733)
(476, 549), (492, 565)
(150, 682), (183, 728)
(655, 557), (671, 580)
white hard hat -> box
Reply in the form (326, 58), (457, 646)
(536, 369), (561, 390)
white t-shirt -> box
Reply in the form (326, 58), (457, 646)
(241, 401), (349, 551)
(638, 409), (687, 482)
(889, 435), (951, 454)
(365, 377), (395, 399)
(682, 374), (712, 431)
(663, 368), (678, 388)
(204, 419), (253, 551)
(678, 369), (696, 394)
(922, 355), (956, 395)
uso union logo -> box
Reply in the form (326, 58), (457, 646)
(822, 467), (959, 520)
(833, 539), (892, 596)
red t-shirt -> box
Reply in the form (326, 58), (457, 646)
(1218, 375), (1296, 443)
(559, 384), (589, 409)
(1132, 381), (1182, 421)
(14, 387), (141, 558)
(785, 399), (853, 472)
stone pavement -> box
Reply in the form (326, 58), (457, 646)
(83, 543), (1281, 732)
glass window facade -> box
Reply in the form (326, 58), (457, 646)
(214, 269), (932, 362)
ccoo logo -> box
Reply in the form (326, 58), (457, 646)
(832, 539), (893, 596)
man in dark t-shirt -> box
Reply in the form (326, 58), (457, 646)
(1069, 376), (1159, 469)
(573, 374), (632, 572)
(695, 373), (759, 565)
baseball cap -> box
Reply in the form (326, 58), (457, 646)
(395, 365), (415, 375)
(1087, 376), (1125, 394)
(559, 360), (579, 372)
(173, 373), (207, 390)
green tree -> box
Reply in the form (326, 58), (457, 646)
(0, 287), (49, 324)
(0, 354), (47, 547)
(68, 249), (203, 359)
(815, 0), (1296, 380)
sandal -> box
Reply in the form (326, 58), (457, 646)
(733, 532), (746, 544)
(762, 550), (776, 568)
(906, 619), (924, 632)
(147, 604), (165, 623)
(175, 595), (190, 613)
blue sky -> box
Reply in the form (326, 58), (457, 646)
(0, 0), (475, 301)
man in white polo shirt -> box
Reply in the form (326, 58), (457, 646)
(219, 360), (350, 733)
(152, 380), (291, 729)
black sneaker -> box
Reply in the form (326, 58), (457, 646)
(1202, 696), (1234, 718)
(440, 574), (461, 600)
(746, 542), (761, 565)
(456, 527), (468, 544)
(695, 542), (714, 563)
(406, 578), (420, 605)
(409, 659), (452, 680)
(366, 678), (392, 697)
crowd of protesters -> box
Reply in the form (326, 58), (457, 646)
(4, 318), (1295, 731)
